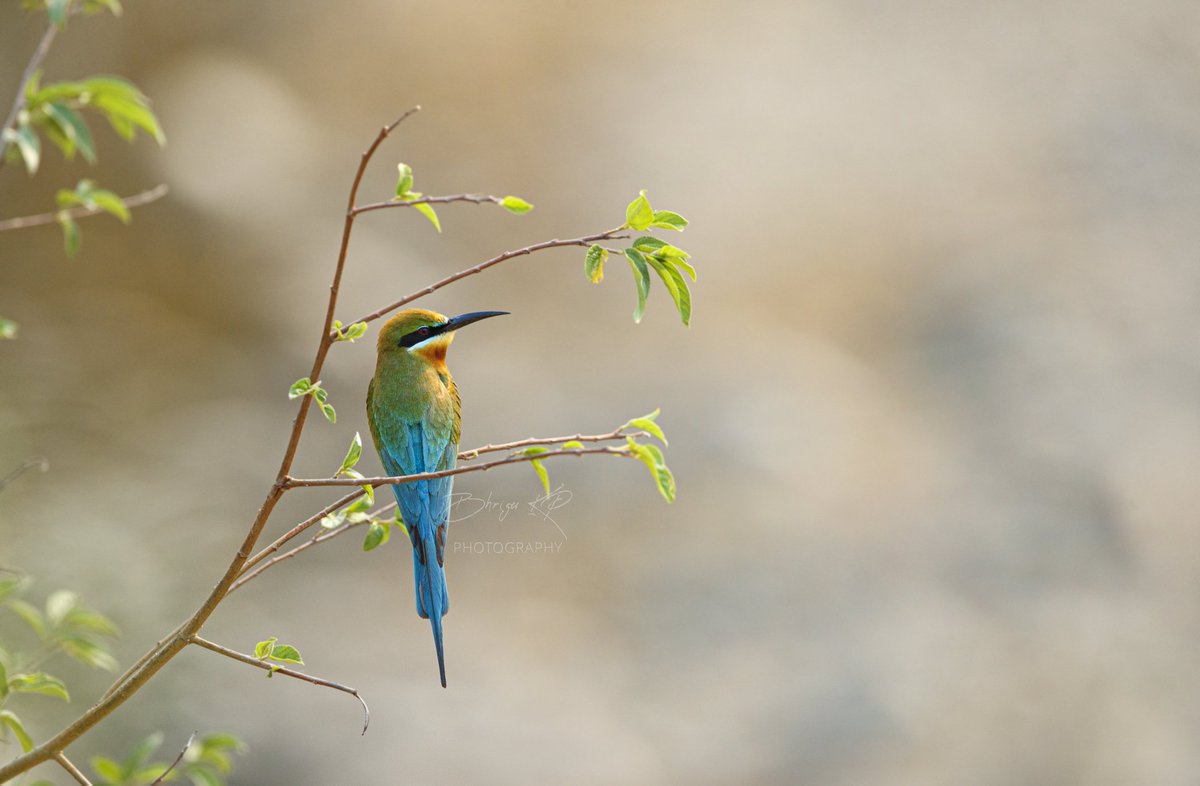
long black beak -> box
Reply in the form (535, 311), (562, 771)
(444, 310), (509, 332)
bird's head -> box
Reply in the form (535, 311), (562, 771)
(376, 308), (509, 367)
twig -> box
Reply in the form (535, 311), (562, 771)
(0, 185), (169, 233)
(285, 445), (630, 488)
(0, 23), (59, 166)
(189, 636), (370, 735)
(228, 505), (392, 594)
(52, 751), (92, 786)
(148, 730), (197, 785)
(457, 429), (640, 459)
(338, 226), (629, 332)
(0, 457), (48, 493)
(236, 489), (365, 576)
(351, 193), (504, 216)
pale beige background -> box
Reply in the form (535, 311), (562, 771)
(2, 1), (1199, 784)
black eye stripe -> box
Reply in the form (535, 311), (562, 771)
(398, 323), (447, 348)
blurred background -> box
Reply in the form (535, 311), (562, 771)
(2, 1), (1199, 783)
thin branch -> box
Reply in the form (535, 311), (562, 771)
(0, 184), (169, 233)
(229, 504), (394, 594)
(0, 23), (59, 163)
(149, 731), (197, 786)
(338, 226), (629, 332)
(0, 456), (48, 493)
(286, 445), (631, 489)
(351, 193), (503, 216)
(237, 489), (365, 576)
(458, 429), (641, 459)
(53, 751), (93, 786)
(189, 636), (369, 735)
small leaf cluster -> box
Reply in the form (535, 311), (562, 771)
(90, 731), (246, 786)
(0, 318), (17, 340)
(253, 637), (304, 676)
(288, 377), (336, 423)
(55, 178), (132, 256)
(586, 191), (693, 324)
(0, 577), (119, 754)
(511, 409), (675, 503)
(327, 432), (408, 550)
(332, 319), (369, 343)
(5, 71), (163, 176)
(622, 409), (675, 502)
(392, 163), (442, 232)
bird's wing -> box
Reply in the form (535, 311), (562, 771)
(374, 401), (457, 540)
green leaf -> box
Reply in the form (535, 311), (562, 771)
(47, 0), (70, 26)
(7, 599), (46, 639)
(647, 255), (692, 326)
(83, 77), (165, 144)
(562, 440), (584, 450)
(4, 124), (41, 174)
(287, 378), (312, 399)
(522, 446), (550, 456)
(60, 636), (117, 671)
(57, 212), (82, 256)
(0, 318), (17, 339)
(530, 459), (550, 496)
(187, 764), (223, 786)
(89, 188), (132, 224)
(395, 162), (413, 197)
(623, 408), (668, 445)
(43, 102), (97, 163)
(632, 236), (667, 253)
(649, 210), (688, 231)
(667, 255), (696, 282)
(267, 644), (303, 665)
(0, 661), (7, 699)
(625, 189), (653, 230)
(362, 484), (375, 506)
(413, 202), (441, 233)
(254, 637), (277, 659)
(121, 732), (164, 778)
(46, 589), (78, 627)
(90, 756), (124, 783)
(585, 245), (607, 284)
(623, 248), (651, 323)
(363, 521), (390, 551)
(333, 320), (368, 342)
(63, 607), (120, 637)
(8, 672), (70, 702)
(626, 437), (676, 502)
(500, 195), (533, 214)
(338, 432), (363, 475)
(0, 709), (34, 752)
(319, 401), (337, 424)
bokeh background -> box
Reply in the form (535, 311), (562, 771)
(3, 1), (1199, 783)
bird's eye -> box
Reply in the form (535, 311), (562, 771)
(417, 327), (430, 336)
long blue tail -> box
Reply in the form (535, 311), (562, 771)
(412, 527), (448, 688)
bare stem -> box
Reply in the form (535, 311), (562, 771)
(286, 446), (630, 488)
(148, 731), (196, 786)
(0, 185), (169, 233)
(189, 636), (369, 735)
(351, 193), (503, 216)
(52, 752), (92, 786)
(458, 429), (638, 459)
(338, 226), (629, 332)
(236, 489), (364, 576)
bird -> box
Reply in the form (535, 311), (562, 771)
(366, 307), (508, 687)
